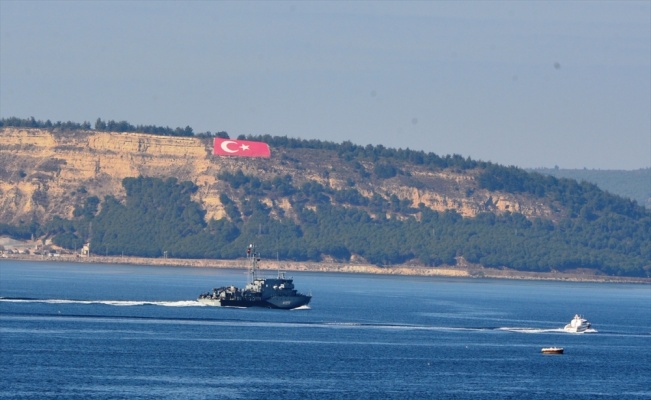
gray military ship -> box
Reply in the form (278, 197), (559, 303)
(198, 244), (311, 309)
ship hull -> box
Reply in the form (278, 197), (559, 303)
(197, 295), (311, 310)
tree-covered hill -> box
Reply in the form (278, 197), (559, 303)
(1, 117), (649, 277)
(37, 173), (651, 278)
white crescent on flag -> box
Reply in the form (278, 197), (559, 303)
(220, 140), (239, 153)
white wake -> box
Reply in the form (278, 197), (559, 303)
(0, 298), (206, 307)
(498, 326), (598, 334)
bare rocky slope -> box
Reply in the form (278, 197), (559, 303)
(0, 127), (559, 227)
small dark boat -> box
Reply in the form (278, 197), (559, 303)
(541, 347), (564, 354)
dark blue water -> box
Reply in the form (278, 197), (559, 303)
(1, 261), (650, 399)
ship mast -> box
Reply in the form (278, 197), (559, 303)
(247, 243), (259, 283)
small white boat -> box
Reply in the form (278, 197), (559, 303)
(541, 347), (564, 354)
(564, 314), (591, 333)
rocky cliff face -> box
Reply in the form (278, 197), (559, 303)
(0, 128), (558, 226)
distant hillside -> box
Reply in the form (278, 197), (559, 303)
(531, 168), (650, 209)
(1, 120), (649, 277)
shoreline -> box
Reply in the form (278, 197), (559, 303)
(3, 253), (649, 284)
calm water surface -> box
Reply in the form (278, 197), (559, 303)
(1, 261), (650, 399)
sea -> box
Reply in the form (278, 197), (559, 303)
(1, 261), (649, 399)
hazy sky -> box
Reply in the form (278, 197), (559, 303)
(1, 1), (649, 170)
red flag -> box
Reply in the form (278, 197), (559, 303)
(213, 138), (271, 158)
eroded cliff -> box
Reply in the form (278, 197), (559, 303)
(0, 127), (559, 226)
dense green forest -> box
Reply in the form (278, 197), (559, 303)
(2, 117), (650, 277)
(23, 175), (649, 278)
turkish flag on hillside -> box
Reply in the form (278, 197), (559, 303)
(213, 138), (271, 158)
